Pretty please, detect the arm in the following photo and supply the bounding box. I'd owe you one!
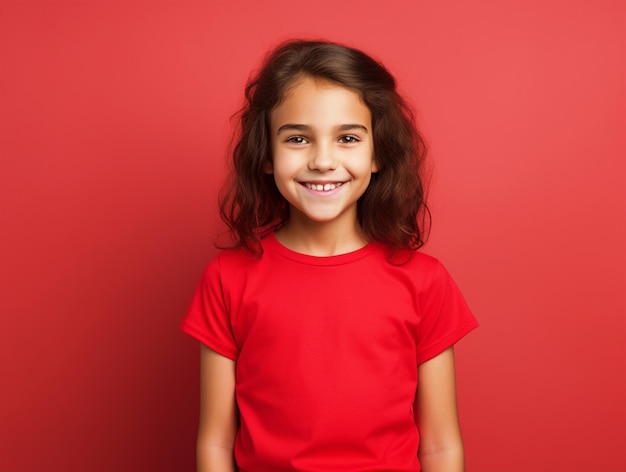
[415,347,465,472]
[197,345,238,472]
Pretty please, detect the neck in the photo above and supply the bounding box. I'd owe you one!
[274,216,368,257]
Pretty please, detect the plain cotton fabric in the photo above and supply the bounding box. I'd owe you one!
[182,234,478,471]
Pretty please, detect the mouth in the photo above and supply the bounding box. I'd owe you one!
[302,182,344,192]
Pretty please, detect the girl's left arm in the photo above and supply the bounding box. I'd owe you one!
[415,347,465,472]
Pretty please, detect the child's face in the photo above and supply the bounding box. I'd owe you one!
[268,76,378,229]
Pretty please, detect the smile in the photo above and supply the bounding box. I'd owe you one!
[303,182,344,192]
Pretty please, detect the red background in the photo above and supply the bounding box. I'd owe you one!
[1,1,624,471]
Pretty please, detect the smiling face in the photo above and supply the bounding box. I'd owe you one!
[268,76,378,233]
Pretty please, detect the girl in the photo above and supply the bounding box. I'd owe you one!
[182,40,478,472]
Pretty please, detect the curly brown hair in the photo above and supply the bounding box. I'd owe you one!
[219,39,430,256]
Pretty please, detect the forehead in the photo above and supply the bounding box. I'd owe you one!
[270,76,371,128]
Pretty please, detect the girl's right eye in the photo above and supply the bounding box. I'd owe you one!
[286,136,308,144]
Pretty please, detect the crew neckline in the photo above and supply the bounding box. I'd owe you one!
[264,233,378,266]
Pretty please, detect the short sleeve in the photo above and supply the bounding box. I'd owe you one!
[181,257,240,360]
[414,261,478,365]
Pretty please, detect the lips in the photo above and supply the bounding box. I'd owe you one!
[303,182,344,192]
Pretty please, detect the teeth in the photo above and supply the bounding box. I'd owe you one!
[305,182,342,191]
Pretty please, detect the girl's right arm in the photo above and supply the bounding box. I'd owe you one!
[197,345,238,472]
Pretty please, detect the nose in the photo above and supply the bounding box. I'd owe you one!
[308,142,337,172]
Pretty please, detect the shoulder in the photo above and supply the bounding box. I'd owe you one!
[375,248,464,299]
[203,246,260,279]
[409,251,460,288]
[406,250,443,270]
[203,236,280,280]
[383,247,446,275]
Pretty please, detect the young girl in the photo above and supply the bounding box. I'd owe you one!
[182,40,478,472]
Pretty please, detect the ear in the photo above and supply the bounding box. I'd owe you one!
[265,159,274,174]
[370,156,379,173]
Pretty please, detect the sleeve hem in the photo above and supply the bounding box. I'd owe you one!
[181,322,239,361]
[415,318,478,365]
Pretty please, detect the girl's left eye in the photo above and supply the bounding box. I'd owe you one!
[339,135,360,144]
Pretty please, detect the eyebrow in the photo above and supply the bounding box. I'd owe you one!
[276,124,369,135]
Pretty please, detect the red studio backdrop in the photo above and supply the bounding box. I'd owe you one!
[1,1,624,471]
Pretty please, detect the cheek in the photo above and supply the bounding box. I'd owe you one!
[269,150,298,176]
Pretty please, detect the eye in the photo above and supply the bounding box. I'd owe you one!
[339,135,360,144]
[286,136,308,144]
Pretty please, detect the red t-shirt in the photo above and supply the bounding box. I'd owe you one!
[182,234,478,471]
